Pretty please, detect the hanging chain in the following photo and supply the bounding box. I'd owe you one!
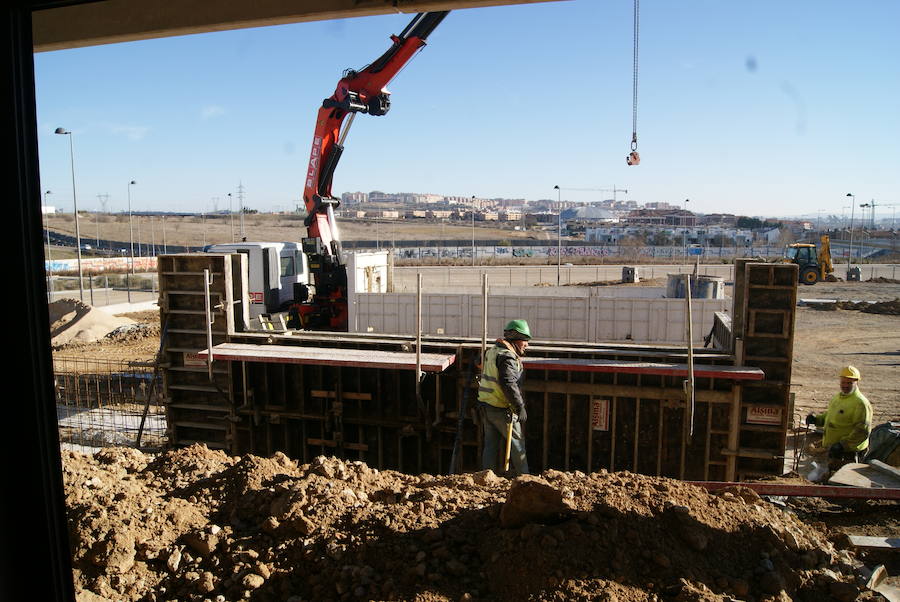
[631,0,640,151]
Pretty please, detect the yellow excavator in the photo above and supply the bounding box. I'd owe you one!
[783,234,835,285]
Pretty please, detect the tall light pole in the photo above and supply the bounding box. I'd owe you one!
[127,181,136,268]
[859,202,872,259]
[127,180,136,302]
[43,190,53,301]
[471,195,476,267]
[55,127,84,301]
[846,193,855,275]
[683,199,690,264]
[554,185,561,285]
[227,192,235,243]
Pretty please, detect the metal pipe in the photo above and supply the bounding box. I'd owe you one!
[481,273,488,365]
[684,273,695,438]
[204,269,214,381]
[415,273,422,404]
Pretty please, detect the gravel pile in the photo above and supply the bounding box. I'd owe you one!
[63,445,873,602]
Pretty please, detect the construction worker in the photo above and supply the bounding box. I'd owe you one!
[806,365,873,472]
[477,319,531,475]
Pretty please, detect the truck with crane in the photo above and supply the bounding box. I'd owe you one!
[204,12,447,330]
[293,11,448,330]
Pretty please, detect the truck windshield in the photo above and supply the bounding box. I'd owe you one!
[783,247,799,261]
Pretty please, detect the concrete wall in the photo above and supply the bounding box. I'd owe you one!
[390,263,900,291]
[351,291,728,346]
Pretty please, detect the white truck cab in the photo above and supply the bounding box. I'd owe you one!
[204,242,309,317]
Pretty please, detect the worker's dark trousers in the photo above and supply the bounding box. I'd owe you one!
[828,450,862,472]
[479,403,529,475]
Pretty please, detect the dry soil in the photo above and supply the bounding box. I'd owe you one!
[64,446,894,602]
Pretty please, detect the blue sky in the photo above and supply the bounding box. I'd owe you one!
[34,0,899,219]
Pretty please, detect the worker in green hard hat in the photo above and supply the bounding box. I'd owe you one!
[477,319,531,475]
[805,365,873,474]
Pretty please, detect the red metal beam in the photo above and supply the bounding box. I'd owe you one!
[523,358,765,381]
[200,343,456,373]
[688,481,900,500]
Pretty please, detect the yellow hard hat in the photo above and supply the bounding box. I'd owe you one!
[839,365,861,380]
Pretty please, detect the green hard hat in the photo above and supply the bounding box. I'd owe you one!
[504,319,531,340]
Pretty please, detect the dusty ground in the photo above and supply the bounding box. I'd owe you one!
[789,280,900,425]
[45,213,543,249]
[64,446,893,602]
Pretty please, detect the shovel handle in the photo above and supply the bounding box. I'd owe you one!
[503,420,514,472]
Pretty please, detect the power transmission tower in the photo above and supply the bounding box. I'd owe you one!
[237,181,246,239]
[96,193,109,213]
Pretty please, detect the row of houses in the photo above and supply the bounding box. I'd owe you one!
[585,225,755,246]
[340,208,526,222]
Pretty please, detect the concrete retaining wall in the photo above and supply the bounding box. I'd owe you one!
[352,292,728,346]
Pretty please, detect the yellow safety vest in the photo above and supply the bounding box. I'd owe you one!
[478,344,521,409]
[820,389,873,451]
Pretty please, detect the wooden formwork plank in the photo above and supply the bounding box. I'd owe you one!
[525,380,732,404]
[523,358,764,380]
[690,481,900,500]
[201,343,456,373]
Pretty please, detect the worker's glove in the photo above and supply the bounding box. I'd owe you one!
[516,406,528,424]
[805,414,817,426]
[828,442,844,459]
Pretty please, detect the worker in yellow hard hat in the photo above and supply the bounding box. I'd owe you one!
[477,319,531,475]
[805,365,873,472]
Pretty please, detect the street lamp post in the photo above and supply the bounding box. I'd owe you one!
[859,202,873,231]
[471,196,476,267]
[554,185,561,285]
[846,193,855,275]
[127,180,137,303]
[55,127,85,302]
[227,192,235,242]
[683,199,690,264]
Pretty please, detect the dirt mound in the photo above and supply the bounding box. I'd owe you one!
[49,298,136,348]
[809,298,900,315]
[64,445,873,602]
[867,277,900,284]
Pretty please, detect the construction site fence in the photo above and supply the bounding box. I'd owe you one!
[391,263,900,290]
[53,356,166,454]
[46,274,158,306]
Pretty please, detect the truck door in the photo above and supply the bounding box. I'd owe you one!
[263,248,278,312]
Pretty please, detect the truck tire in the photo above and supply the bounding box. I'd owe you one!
[800,266,819,285]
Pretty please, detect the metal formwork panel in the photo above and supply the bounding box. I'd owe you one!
[158,253,245,450]
[156,253,789,483]
[730,262,798,480]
